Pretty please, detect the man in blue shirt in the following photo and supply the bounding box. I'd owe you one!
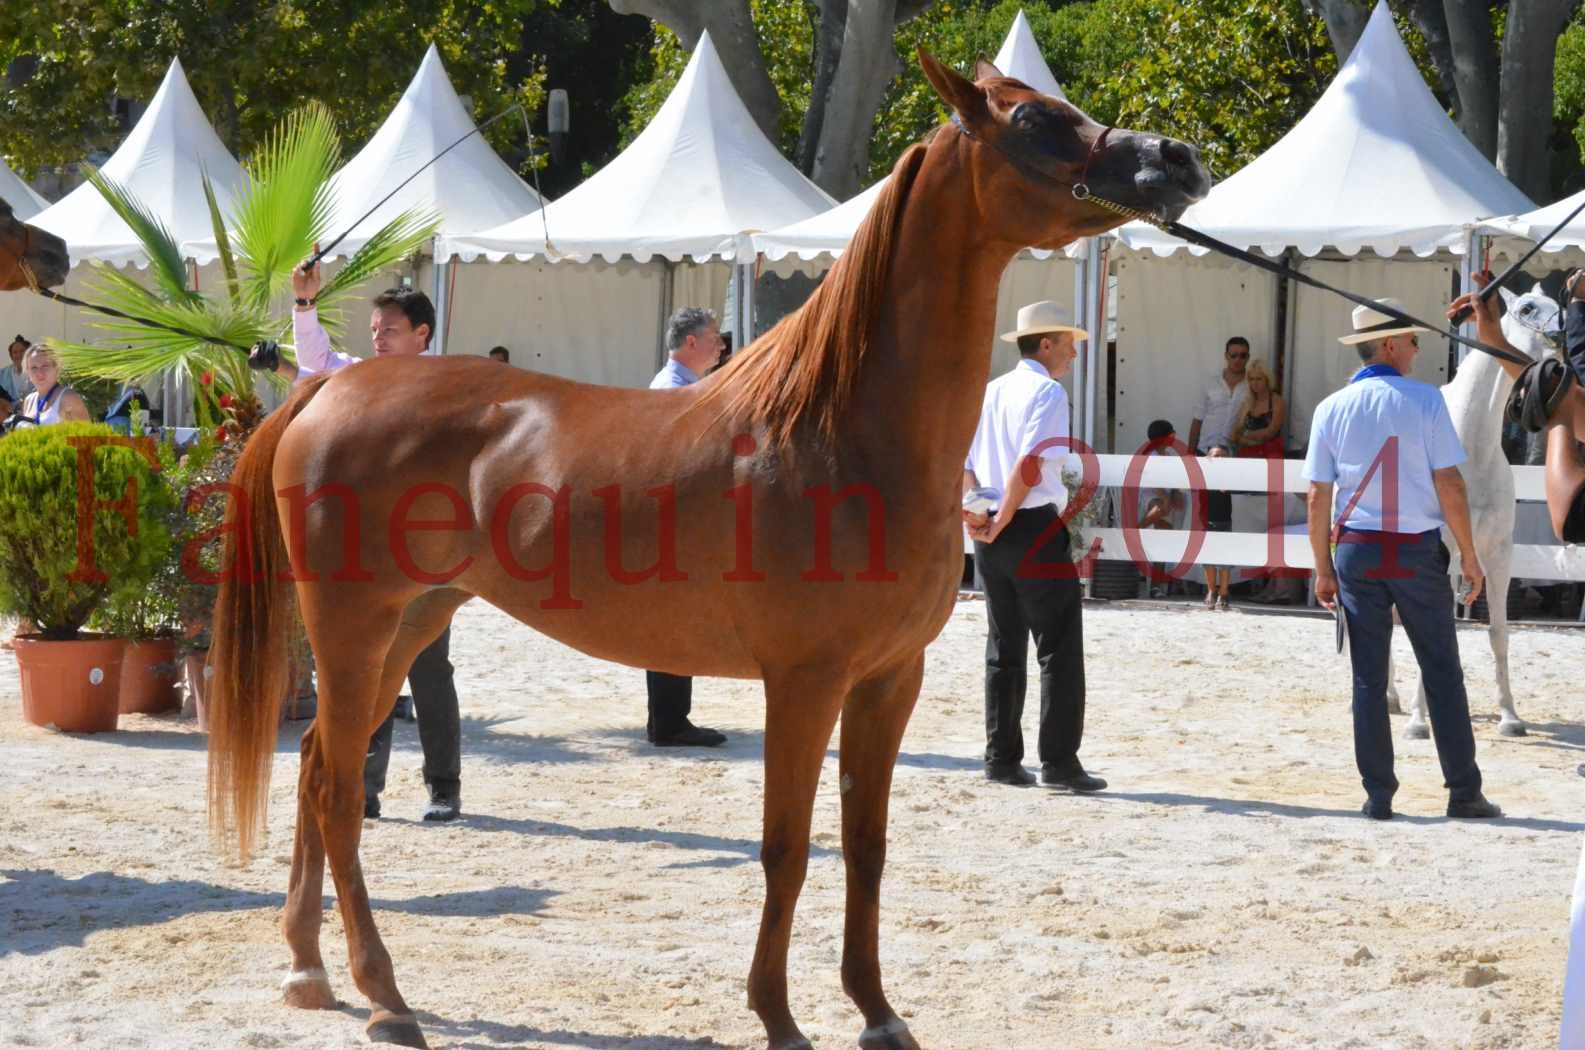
[643,307,728,748]
[1304,299,1501,822]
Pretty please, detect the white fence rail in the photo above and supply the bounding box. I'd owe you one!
[1071,455,1585,582]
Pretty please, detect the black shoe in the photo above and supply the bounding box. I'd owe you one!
[364,795,381,820]
[1361,798,1393,821]
[1447,794,1502,820]
[651,722,727,748]
[984,763,1036,786]
[1040,765,1107,792]
[422,794,461,822]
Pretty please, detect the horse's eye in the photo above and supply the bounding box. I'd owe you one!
[1011,103,1042,129]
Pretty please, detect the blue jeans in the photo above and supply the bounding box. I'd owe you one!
[1335,529,1482,805]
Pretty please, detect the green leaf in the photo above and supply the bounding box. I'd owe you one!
[317,208,442,310]
[203,170,241,304]
[81,164,197,306]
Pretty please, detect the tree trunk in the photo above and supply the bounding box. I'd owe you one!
[1439,0,1499,160]
[810,0,901,199]
[608,0,783,144]
[797,0,847,174]
[1403,0,1459,115]
[1497,0,1574,202]
[1298,0,1369,62]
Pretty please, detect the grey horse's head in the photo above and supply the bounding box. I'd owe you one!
[1497,282,1561,363]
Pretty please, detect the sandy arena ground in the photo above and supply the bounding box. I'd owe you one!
[1,598,1581,1049]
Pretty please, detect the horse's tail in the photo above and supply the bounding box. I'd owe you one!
[207,373,333,863]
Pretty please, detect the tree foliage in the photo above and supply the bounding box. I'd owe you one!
[0,1,549,178]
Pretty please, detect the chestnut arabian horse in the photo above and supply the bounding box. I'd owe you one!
[0,198,69,292]
[208,52,1209,1050]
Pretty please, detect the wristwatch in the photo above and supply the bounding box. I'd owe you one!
[294,296,315,308]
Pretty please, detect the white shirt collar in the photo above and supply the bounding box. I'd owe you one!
[1016,358,1051,379]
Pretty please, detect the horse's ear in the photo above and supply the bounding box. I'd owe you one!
[1497,286,1517,309]
[973,56,1004,81]
[919,48,985,119]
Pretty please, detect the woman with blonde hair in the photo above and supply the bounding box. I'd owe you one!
[12,344,90,427]
[1232,358,1286,459]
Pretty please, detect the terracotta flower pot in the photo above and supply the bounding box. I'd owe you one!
[15,634,127,733]
[119,637,182,715]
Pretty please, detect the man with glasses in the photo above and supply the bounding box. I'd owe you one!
[1187,337,1251,609]
[1303,300,1500,822]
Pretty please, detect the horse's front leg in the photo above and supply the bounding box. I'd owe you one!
[840,655,926,1050]
[749,664,848,1050]
[1485,553,1525,736]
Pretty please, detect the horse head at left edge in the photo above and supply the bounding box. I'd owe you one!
[0,198,69,292]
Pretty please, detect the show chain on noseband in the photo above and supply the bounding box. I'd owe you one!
[18,99,553,356]
[950,112,1562,371]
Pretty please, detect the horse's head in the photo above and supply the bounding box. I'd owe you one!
[1497,282,1561,364]
[919,50,1210,249]
[0,197,68,292]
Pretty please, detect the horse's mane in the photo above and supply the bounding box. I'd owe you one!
[702,142,931,449]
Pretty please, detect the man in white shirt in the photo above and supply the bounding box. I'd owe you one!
[1188,337,1250,609]
[249,257,467,823]
[1304,299,1500,822]
[643,307,728,748]
[962,301,1105,792]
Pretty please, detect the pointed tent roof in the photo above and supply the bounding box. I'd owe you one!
[319,45,544,259]
[0,159,48,219]
[1115,0,1533,257]
[32,58,246,267]
[441,31,833,263]
[753,12,1071,261]
[995,10,1067,102]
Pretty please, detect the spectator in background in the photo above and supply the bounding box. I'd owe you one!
[488,345,510,364]
[13,345,90,427]
[1231,359,1287,460]
[1138,419,1188,599]
[1187,336,1250,611]
[2,335,34,403]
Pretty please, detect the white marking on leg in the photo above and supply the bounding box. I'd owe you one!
[840,773,854,795]
[281,966,328,989]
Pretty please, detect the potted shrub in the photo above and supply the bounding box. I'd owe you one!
[0,422,173,732]
[95,436,188,714]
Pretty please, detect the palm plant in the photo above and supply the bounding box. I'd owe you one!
[53,102,439,433]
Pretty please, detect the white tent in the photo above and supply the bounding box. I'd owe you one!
[0,159,48,219]
[190,45,542,265]
[31,58,245,267]
[1481,189,1585,251]
[752,10,1072,263]
[441,31,832,264]
[1115,0,1532,258]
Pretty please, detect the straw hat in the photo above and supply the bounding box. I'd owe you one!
[1000,300,1088,343]
[1337,298,1430,345]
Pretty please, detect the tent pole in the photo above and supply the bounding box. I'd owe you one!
[433,250,450,355]
[1086,238,1109,451]
[1071,241,1089,446]
[657,259,675,372]
[1457,228,1481,366]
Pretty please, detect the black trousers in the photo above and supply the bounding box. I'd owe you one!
[646,671,693,737]
[364,626,462,799]
[973,506,1086,773]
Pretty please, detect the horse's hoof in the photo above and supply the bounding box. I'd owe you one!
[1499,721,1528,738]
[1403,722,1430,740]
[367,1011,428,1048]
[859,1018,921,1050]
[281,968,337,1010]
[767,1040,813,1050]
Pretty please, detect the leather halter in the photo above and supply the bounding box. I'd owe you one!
[3,221,40,293]
[949,110,1111,204]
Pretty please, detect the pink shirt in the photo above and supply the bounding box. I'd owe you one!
[292,307,362,384]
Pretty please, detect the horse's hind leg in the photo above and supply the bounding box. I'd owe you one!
[281,722,336,1010]
[839,656,925,1050]
[748,664,848,1050]
[299,590,466,1048]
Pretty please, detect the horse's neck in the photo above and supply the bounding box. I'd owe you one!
[850,140,1023,482]
[1443,350,1513,466]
